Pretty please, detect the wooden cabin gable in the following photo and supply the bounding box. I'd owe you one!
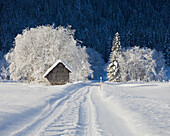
[46,62,70,85]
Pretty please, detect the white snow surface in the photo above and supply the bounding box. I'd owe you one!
[0,81,170,136]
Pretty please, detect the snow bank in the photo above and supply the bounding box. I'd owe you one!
[101,82,170,136]
[0,82,87,135]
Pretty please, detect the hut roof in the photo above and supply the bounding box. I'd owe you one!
[43,60,72,78]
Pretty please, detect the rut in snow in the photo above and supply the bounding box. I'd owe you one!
[41,86,91,136]
[13,83,90,136]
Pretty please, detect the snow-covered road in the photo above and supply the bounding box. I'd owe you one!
[0,82,170,136]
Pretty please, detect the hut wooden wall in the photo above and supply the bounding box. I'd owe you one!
[46,63,69,85]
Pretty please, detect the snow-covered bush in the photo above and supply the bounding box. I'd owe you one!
[5,25,93,83]
[119,46,167,82]
[86,48,105,80]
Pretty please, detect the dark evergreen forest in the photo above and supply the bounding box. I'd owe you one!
[0,0,169,64]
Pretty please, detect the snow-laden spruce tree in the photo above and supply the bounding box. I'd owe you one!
[107,32,122,82]
[5,25,93,83]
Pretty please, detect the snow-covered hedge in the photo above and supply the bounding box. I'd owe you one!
[5,25,93,83]
[119,46,167,82]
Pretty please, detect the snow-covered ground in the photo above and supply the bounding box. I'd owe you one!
[0,81,169,136]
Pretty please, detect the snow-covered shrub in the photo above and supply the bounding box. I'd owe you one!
[5,25,93,83]
[86,48,105,80]
[119,46,167,82]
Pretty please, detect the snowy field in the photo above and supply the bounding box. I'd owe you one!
[0,81,170,136]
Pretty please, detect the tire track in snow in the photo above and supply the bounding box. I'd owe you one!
[41,86,91,136]
[14,82,136,136]
[13,83,90,136]
[41,84,101,136]
[85,86,102,136]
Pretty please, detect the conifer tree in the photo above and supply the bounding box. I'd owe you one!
[107,32,122,82]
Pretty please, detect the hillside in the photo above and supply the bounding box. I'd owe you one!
[0,0,169,63]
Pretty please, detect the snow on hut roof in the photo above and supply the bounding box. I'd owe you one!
[43,60,72,78]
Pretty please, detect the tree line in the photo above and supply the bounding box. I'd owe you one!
[0,0,169,65]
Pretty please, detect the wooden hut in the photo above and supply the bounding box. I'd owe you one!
[43,60,72,85]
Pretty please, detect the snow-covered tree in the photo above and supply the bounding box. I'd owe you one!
[5,25,93,83]
[107,32,122,82]
[119,46,167,82]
